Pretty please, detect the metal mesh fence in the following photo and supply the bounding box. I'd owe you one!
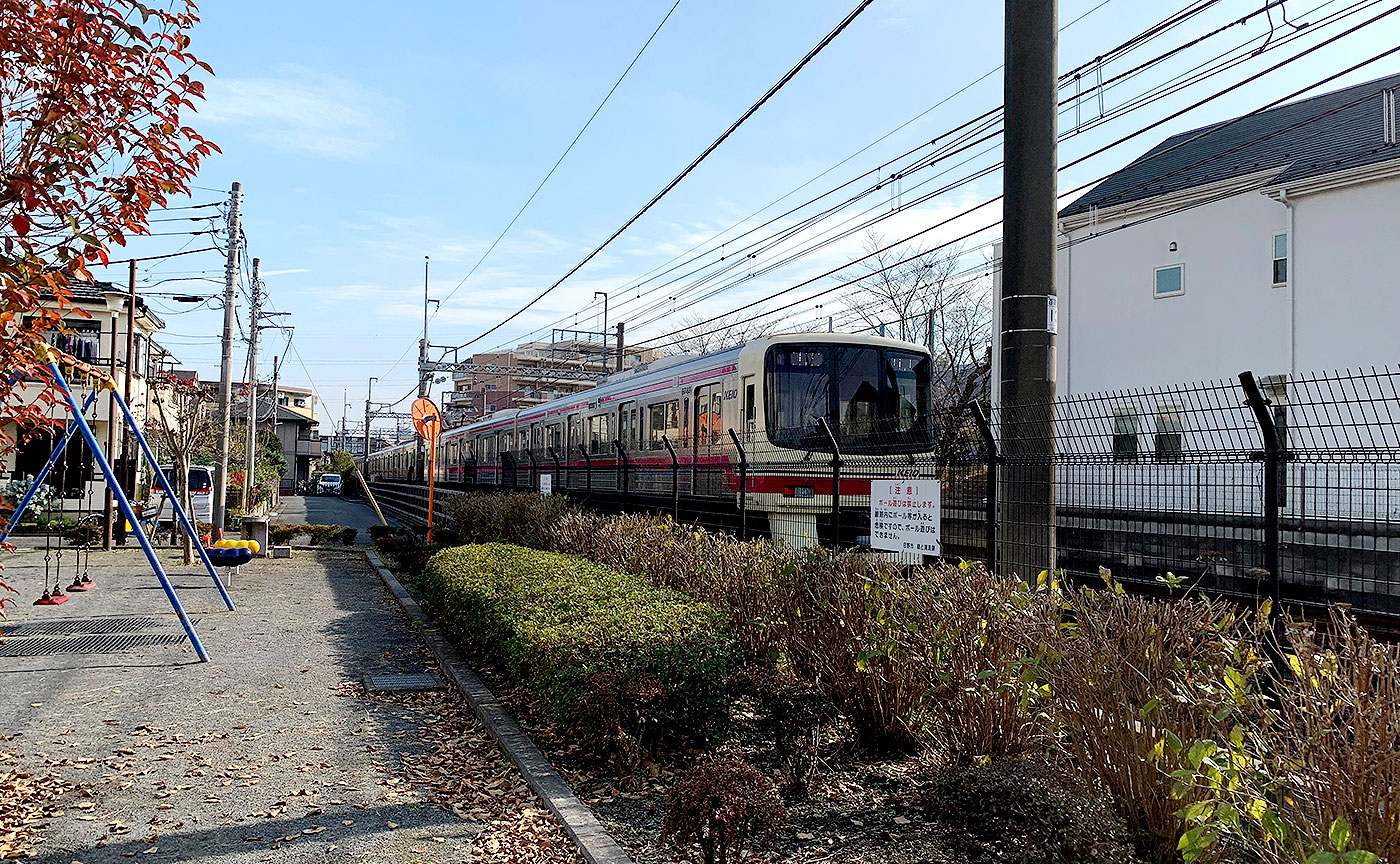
[367,365,1400,618]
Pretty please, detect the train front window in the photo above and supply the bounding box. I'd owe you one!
[766,343,933,453]
[767,346,829,447]
[885,350,931,433]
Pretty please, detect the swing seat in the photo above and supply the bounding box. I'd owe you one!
[34,592,68,606]
[69,576,94,592]
[206,548,254,568]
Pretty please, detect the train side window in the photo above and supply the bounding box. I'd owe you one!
[647,400,680,450]
[744,381,756,435]
[547,423,562,452]
[588,415,610,454]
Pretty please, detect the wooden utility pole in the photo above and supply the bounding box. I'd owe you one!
[242,257,261,512]
[615,322,625,372]
[213,181,241,536]
[1000,0,1058,577]
[269,355,281,493]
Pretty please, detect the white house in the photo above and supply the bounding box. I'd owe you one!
[993,71,1400,402]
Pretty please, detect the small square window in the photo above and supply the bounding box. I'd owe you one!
[1154,264,1184,298]
[1272,233,1288,286]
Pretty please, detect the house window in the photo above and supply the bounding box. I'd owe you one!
[484,383,498,392]
[1272,233,1288,286]
[1111,405,1139,460]
[293,397,306,407]
[1153,264,1184,298]
[1154,405,1184,461]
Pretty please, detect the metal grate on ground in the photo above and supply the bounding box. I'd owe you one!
[0,631,187,657]
[0,616,164,638]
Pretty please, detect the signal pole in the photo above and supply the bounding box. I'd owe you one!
[213,181,241,537]
[364,376,376,465]
[1000,0,1058,576]
[417,256,429,481]
[243,257,261,512]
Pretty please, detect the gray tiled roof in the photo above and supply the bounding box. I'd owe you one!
[1060,71,1400,218]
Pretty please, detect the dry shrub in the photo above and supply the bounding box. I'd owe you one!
[730,665,836,797]
[439,492,572,548]
[1037,574,1265,861]
[663,757,787,864]
[917,562,1055,761]
[1257,611,1400,861]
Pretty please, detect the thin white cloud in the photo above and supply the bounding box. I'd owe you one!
[260,268,310,277]
[199,66,399,161]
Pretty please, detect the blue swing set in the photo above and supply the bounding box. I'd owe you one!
[2,344,240,662]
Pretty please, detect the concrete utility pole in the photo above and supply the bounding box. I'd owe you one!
[242,257,261,512]
[101,287,121,549]
[269,355,280,490]
[364,376,376,465]
[1000,0,1058,577]
[123,258,137,494]
[615,322,625,372]
[213,181,241,536]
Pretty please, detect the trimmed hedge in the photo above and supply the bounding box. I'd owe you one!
[420,543,735,749]
[268,523,357,545]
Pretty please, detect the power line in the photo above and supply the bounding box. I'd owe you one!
[435,0,683,313]
[633,30,1400,351]
[449,0,879,353]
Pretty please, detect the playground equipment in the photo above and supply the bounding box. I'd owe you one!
[2,346,237,661]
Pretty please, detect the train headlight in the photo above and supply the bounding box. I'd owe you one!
[783,485,815,499]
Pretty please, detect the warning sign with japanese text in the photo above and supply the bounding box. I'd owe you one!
[869,479,941,555]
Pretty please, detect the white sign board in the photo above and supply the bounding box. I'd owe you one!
[1046,295,1059,335]
[539,474,553,496]
[869,479,941,556]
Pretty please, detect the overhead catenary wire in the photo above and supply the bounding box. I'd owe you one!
[447,0,880,353]
[487,0,1349,354]
[614,0,1386,339]
[632,33,1400,352]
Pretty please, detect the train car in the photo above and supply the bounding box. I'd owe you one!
[367,332,936,546]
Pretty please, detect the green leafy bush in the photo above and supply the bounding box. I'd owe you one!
[420,543,735,750]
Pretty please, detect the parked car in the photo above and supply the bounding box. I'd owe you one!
[317,473,343,496]
[148,464,214,525]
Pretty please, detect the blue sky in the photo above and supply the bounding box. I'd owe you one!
[88,0,1400,433]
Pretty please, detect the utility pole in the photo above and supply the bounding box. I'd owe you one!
[213,181,241,537]
[1000,0,1058,577]
[615,322,625,372]
[364,376,376,465]
[270,355,280,491]
[242,257,261,513]
[101,292,120,549]
[122,258,137,496]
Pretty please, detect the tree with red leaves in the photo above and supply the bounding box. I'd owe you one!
[0,0,217,609]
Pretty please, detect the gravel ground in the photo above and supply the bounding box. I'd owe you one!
[0,546,580,863]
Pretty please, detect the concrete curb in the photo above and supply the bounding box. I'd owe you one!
[361,549,633,864]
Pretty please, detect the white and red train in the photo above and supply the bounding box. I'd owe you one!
[364,333,936,545]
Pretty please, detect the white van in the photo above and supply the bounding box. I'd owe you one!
[150,464,214,526]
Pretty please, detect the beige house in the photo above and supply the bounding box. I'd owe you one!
[4,280,180,516]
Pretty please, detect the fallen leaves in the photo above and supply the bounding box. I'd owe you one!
[0,769,69,860]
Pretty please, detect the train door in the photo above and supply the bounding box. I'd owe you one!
[617,401,638,489]
[741,375,757,440]
[501,430,517,488]
[692,383,725,496]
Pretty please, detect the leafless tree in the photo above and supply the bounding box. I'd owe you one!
[838,230,994,447]
[669,310,783,356]
[146,375,215,564]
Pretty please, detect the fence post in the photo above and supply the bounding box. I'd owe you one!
[817,418,841,548]
[614,439,629,503]
[728,428,748,541]
[548,446,562,492]
[526,448,537,492]
[972,403,999,573]
[1239,370,1283,625]
[662,436,679,522]
[578,443,592,495]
